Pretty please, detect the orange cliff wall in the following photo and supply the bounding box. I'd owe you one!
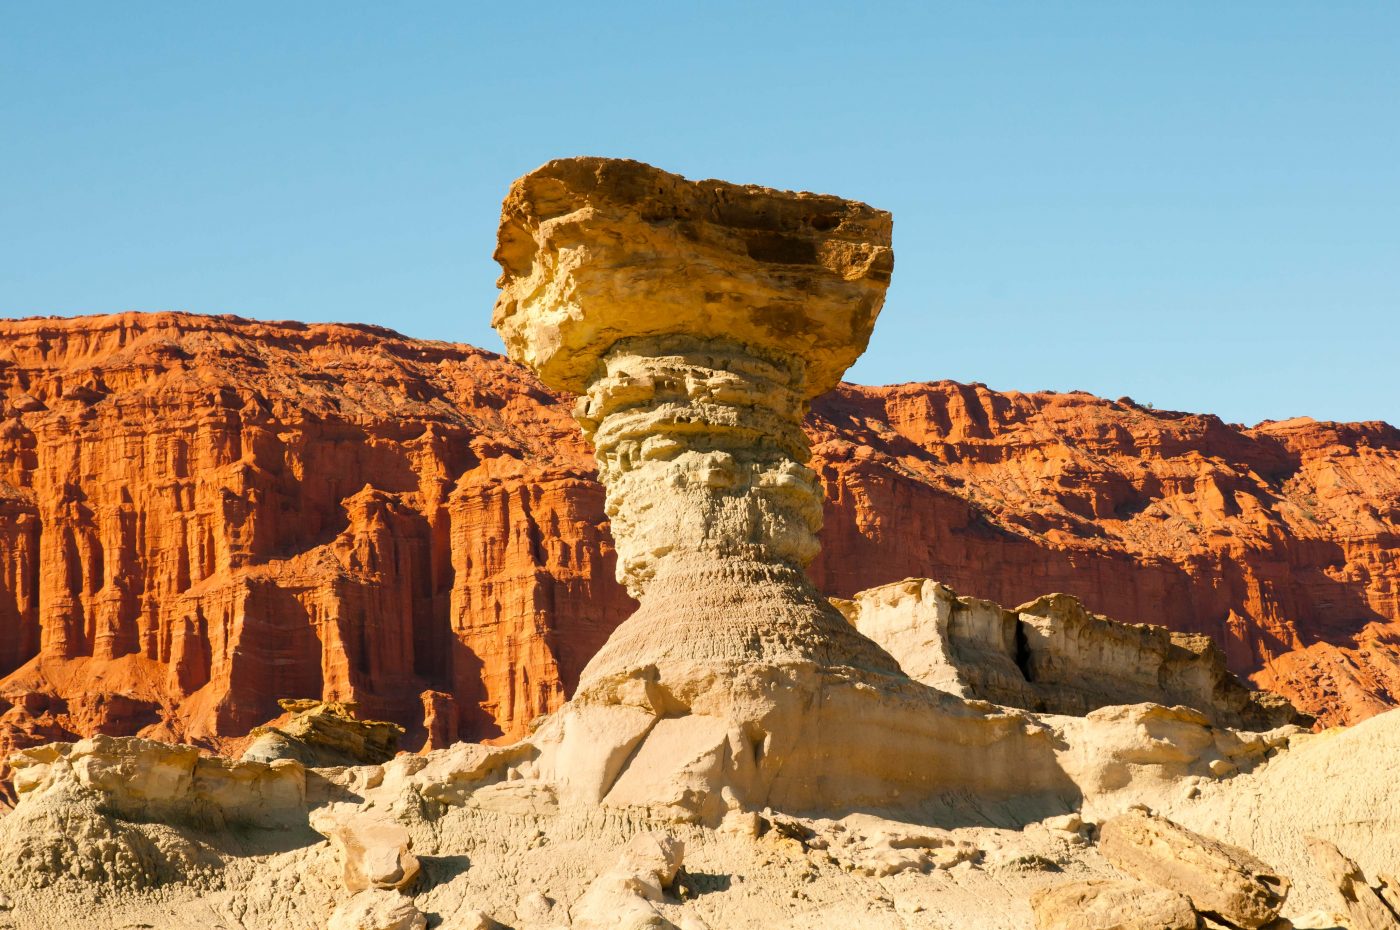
[0,312,1396,787]
[806,384,1400,724]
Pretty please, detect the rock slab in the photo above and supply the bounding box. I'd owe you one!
[1099,809,1288,929]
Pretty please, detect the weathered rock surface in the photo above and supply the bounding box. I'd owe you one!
[1030,879,1201,930]
[0,733,306,892]
[326,889,428,930]
[314,812,421,893]
[497,158,1118,823]
[1304,837,1400,930]
[492,157,894,398]
[571,832,685,930]
[1163,708,1400,919]
[496,156,901,687]
[1100,809,1290,928]
[419,690,459,753]
[12,733,305,827]
[241,699,404,767]
[0,706,1394,928]
[1,311,1397,784]
[809,812,982,876]
[839,579,1306,730]
[436,911,498,930]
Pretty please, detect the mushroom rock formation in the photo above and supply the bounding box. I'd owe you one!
[492,155,902,687]
[493,157,1079,821]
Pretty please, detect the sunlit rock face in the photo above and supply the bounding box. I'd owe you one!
[493,156,903,689]
[492,156,894,398]
[493,158,1090,822]
[836,579,1307,731]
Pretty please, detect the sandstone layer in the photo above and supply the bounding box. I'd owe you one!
[493,156,903,691]
[1,311,1398,797]
[492,157,894,397]
[492,157,1055,821]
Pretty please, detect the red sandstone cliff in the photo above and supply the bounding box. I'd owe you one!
[0,312,1396,794]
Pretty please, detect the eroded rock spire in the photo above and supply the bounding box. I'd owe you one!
[493,156,902,687]
[492,158,1077,823]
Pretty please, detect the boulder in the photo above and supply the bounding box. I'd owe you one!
[1099,809,1289,928]
[318,813,420,893]
[813,814,981,877]
[1030,879,1200,930]
[1381,876,1400,920]
[438,910,497,930]
[244,700,403,767]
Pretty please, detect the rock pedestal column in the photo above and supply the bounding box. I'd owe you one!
[571,335,905,685]
[492,157,901,691]
[492,158,1075,820]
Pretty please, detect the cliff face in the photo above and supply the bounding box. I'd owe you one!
[0,313,1395,778]
[0,311,632,794]
[807,384,1400,725]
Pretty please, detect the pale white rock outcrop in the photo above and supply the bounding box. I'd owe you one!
[11,733,306,830]
[839,578,1304,731]
[0,734,305,892]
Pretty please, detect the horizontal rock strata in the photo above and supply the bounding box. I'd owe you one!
[838,578,1306,730]
[0,310,1397,791]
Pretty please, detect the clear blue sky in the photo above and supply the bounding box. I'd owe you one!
[3,3,1397,425]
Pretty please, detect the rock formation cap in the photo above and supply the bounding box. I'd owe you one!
[492,156,894,396]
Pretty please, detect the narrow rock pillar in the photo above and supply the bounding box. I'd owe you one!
[492,157,900,690]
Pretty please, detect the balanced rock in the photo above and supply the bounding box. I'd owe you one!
[1100,809,1289,928]
[317,813,420,893]
[1304,836,1400,930]
[494,156,901,687]
[496,157,1091,825]
[1030,879,1200,930]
